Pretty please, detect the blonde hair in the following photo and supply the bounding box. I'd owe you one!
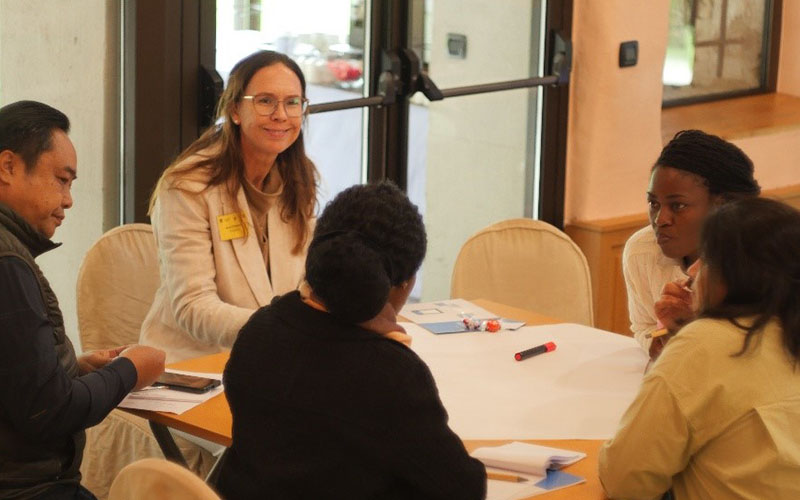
[149,51,318,254]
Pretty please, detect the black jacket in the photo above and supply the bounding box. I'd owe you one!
[0,203,137,499]
[217,291,486,500]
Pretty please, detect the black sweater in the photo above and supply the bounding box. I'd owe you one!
[217,291,486,500]
[0,204,137,498]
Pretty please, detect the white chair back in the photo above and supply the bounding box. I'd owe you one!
[77,224,215,499]
[76,223,160,350]
[451,218,594,326]
[108,458,221,500]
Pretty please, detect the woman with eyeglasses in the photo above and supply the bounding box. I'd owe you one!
[140,50,317,363]
[600,197,800,500]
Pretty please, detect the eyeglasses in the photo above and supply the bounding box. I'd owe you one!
[241,93,309,117]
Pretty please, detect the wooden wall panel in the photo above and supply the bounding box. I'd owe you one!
[566,215,645,335]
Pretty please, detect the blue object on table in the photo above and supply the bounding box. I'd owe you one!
[535,469,584,490]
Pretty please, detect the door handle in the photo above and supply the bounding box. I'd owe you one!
[199,64,224,128]
[550,30,572,86]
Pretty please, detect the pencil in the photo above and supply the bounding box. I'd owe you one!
[486,471,527,483]
[644,328,669,339]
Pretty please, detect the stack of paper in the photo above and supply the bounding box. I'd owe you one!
[472,442,586,499]
[473,442,586,476]
[118,369,224,415]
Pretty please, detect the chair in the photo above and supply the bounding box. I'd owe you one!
[76,224,215,499]
[451,218,594,326]
[77,223,160,350]
[108,458,221,500]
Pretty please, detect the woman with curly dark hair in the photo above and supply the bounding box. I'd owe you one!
[218,181,486,500]
[601,197,800,500]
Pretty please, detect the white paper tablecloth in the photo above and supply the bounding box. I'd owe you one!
[404,322,648,440]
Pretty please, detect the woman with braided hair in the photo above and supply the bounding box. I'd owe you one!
[622,129,760,357]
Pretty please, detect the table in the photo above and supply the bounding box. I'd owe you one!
[126,300,612,499]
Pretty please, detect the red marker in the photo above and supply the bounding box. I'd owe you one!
[514,342,556,361]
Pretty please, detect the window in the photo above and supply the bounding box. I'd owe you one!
[662,0,781,106]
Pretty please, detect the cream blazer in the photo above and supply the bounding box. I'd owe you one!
[140,166,311,363]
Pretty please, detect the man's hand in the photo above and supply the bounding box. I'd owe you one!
[119,345,166,391]
[77,345,128,375]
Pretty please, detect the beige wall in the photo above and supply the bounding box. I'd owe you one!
[564,0,670,223]
[565,0,800,224]
[0,0,119,353]
[778,0,800,96]
[732,129,800,188]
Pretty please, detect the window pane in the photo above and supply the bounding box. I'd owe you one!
[415,0,542,87]
[408,0,546,301]
[410,89,540,301]
[663,0,769,103]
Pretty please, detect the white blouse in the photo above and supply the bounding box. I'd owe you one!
[621,225,688,350]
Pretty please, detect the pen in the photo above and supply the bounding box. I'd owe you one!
[487,470,527,482]
[514,341,556,361]
[644,328,669,339]
[646,275,696,340]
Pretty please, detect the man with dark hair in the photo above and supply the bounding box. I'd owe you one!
[0,100,166,499]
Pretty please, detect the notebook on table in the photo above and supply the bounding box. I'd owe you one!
[472,442,587,499]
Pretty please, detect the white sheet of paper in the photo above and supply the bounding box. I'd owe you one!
[401,298,498,323]
[486,478,541,500]
[117,368,224,415]
[403,321,648,439]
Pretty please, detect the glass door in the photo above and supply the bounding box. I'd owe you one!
[407,0,549,299]
[143,0,571,301]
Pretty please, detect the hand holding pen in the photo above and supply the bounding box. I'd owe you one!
[650,274,695,359]
[654,274,695,334]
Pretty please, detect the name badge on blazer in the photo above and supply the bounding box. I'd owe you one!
[217,212,246,241]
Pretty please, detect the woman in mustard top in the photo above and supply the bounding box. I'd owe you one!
[601,197,800,500]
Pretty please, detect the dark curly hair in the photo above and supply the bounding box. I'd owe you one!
[699,197,800,362]
[305,181,427,323]
[0,100,70,172]
[655,129,760,200]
